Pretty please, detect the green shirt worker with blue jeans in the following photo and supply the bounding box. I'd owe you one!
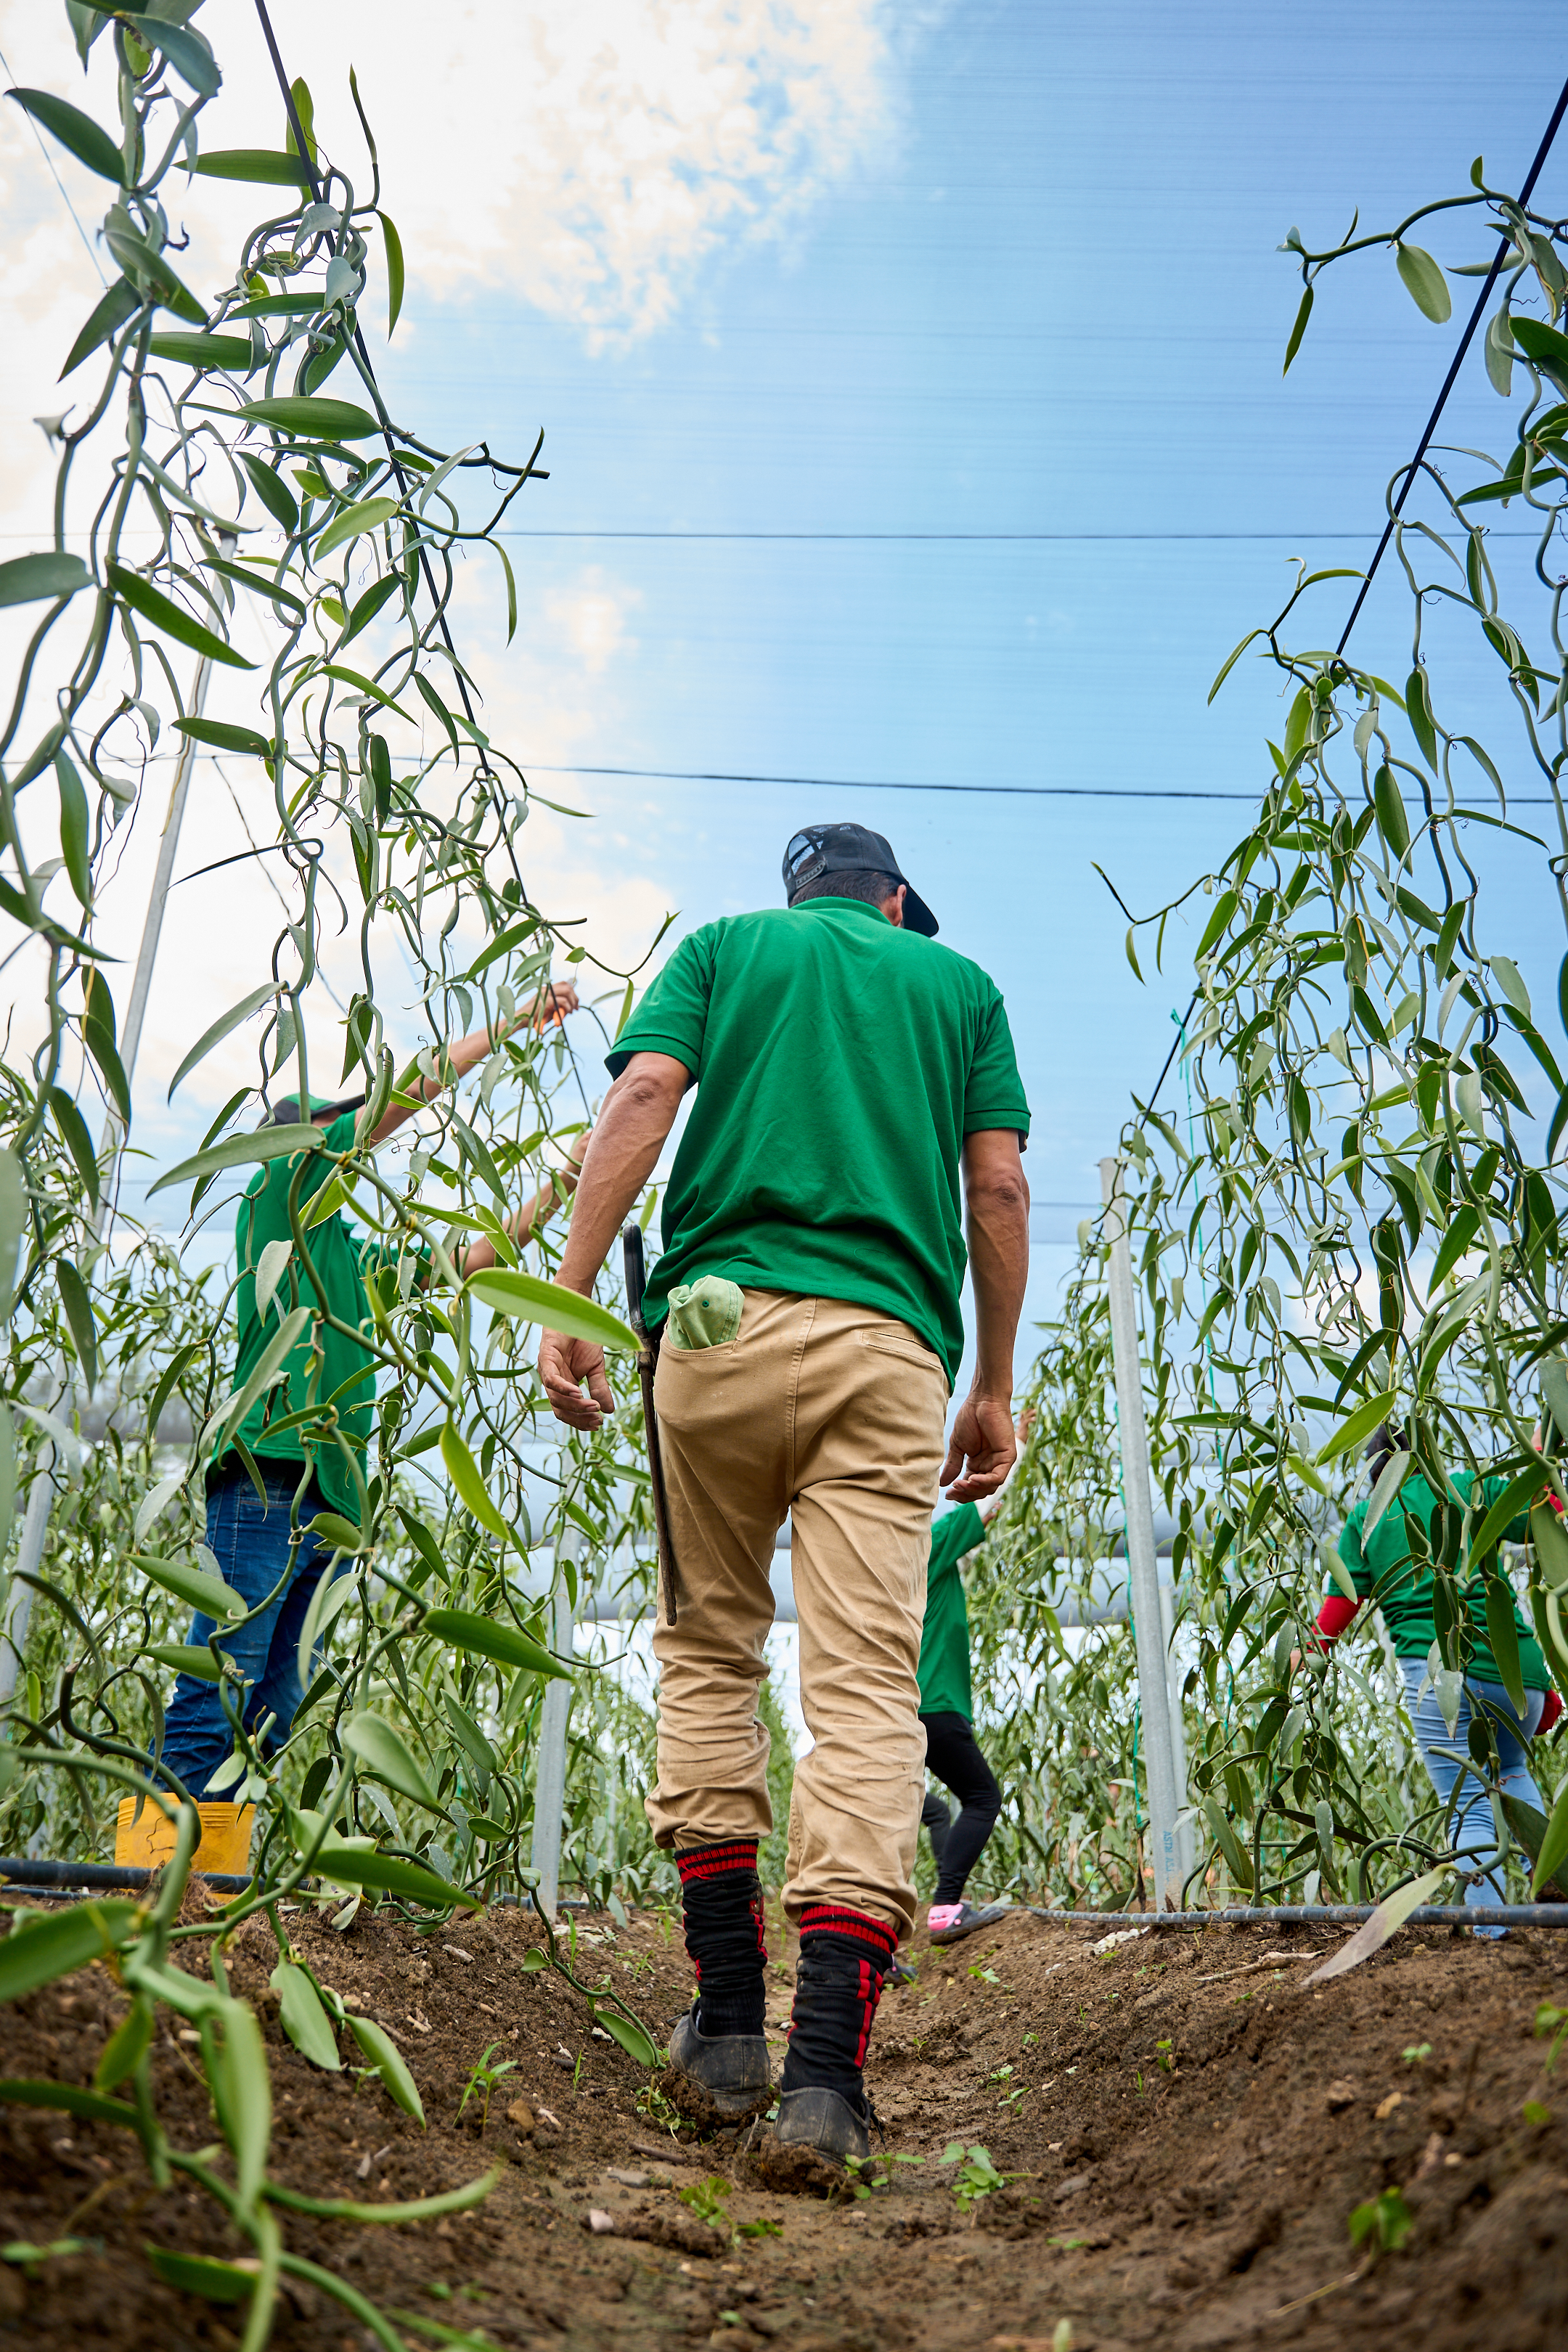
[158,987,581,1802]
[1313,1422,1561,1937]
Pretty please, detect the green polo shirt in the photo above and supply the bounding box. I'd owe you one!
[216,1111,395,1523]
[1337,1470,1548,1690]
[606,899,1030,1384]
[918,1501,986,1718]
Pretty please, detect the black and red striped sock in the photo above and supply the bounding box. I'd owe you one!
[779,1906,898,2099]
[676,1839,767,2038]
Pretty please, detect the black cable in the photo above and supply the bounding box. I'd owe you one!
[1336,71,1568,656]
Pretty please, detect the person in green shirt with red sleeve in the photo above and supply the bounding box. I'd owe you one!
[919,1410,1033,1944]
[1310,1421,1562,1937]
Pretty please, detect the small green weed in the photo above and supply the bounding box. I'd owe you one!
[1535,2004,1568,2073]
[635,2079,684,2136]
[1347,2186,1413,2256]
[679,2176,733,2230]
[936,2141,1023,2208]
[1401,2042,1432,2067]
[1523,2099,1553,2126]
[456,2041,518,2131]
[1155,2039,1175,2074]
[968,1962,1000,1985]
[738,2217,783,2240]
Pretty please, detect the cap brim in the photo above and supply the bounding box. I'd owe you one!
[902,885,939,938]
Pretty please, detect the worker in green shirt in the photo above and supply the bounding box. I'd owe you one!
[918,1408,1033,1945]
[1309,1421,1562,1936]
[150,984,580,1813]
[537,821,1031,2173]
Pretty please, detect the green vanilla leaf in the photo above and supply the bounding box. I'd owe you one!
[1315,1387,1399,1467]
[1304,1866,1448,1983]
[309,1843,478,1912]
[147,1120,324,1196]
[120,15,220,98]
[1282,282,1314,375]
[147,331,252,370]
[340,1710,442,1813]
[135,1551,248,1622]
[0,553,89,608]
[173,717,272,759]
[1533,1781,1568,1900]
[59,277,139,378]
[463,1268,639,1353]
[314,496,400,560]
[93,1999,153,2091]
[592,2006,661,2068]
[1395,242,1452,324]
[270,1957,340,2070]
[0,2078,138,2128]
[0,1903,140,2005]
[5,87,123,183]
[190,148,315,185]
[106,563,255,669]
[420,1606,573,1683]
[346,2014,425,2123]
[237,396,381,441]
[144,1641,235,1684]
[438,1423,512,1545]
[144,2248,256,2305]
[378,211,406,338]
[166,982,280,1101]
[237,453,299,533]
[54,751,91,908]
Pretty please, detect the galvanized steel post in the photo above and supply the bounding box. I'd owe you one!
[1100,1156,1184,1907]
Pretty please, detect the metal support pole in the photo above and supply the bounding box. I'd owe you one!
[0,594,228,1705]
[1159,1577,1196,1890]
[529,1524,579,1919]
[1101,1155,1183,1908]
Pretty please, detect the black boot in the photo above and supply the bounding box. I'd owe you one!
[776,1906,896,2165]
[666,1840,772,2120]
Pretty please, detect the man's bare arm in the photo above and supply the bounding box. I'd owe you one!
[942,1128,1030,1500]
[537,1052,693,1429]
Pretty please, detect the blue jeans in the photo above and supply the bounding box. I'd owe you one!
[1398,1659,1546,1935]
[160,1458,334,1798]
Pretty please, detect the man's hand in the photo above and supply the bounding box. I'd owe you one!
[535,1052,690,1427]
[537,1334,615,1432]
[941,1388,1018,1500]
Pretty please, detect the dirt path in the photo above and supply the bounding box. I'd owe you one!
[1,1898,1566,2349]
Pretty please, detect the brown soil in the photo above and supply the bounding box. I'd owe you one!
[1,1896,1566,2349]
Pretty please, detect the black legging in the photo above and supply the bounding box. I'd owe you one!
[919,1711,1002,1905]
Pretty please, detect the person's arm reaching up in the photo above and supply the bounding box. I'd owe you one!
[457,1127,589,1277]
[536,1051,693,1429]
[942,1129,1030,1501]
[367,979,580,1147]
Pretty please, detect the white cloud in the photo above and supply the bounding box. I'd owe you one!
[240,0,908,343]
[545,572,642,674]
[0,0,909,348]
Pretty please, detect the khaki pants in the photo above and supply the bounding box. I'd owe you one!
[645,1289,950,1940]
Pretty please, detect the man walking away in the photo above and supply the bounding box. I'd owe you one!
[918,1408,1033,1947]
[538,824,1030,2171]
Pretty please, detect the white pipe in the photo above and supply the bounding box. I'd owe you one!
[529,1523,579,1917]
[1100,1155,1182,1908]
[0,603,226,1702]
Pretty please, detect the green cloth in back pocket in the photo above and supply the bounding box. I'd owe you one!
[666,1275,745,1349]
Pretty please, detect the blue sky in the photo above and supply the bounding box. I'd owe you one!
[4,0,1567,1393]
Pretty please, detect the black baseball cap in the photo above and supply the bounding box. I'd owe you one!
[781,822,938,937]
